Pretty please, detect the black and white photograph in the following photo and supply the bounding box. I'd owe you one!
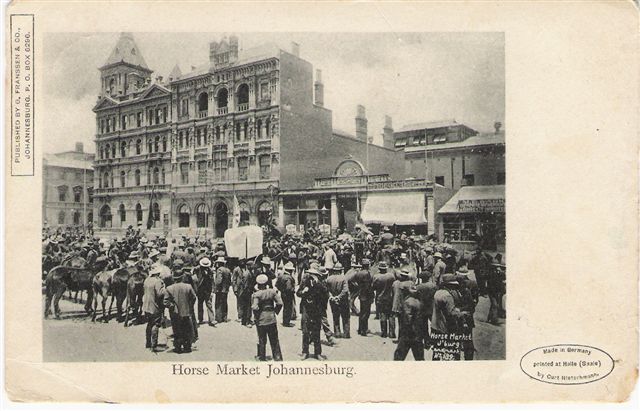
[41,32,506,362]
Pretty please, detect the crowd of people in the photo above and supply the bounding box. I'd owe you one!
[42,223,506,361]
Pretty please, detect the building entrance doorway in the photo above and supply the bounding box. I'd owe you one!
[338,197,358,232]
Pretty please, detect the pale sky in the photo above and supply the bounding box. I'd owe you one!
[43,32,504,154]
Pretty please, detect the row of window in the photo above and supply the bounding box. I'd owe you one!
[55,185,94,203]
[179,155,271,185]
[433,172,505,187]
[98,136,168,160]
[56,210,89,225]
[175,119,272,150]
[99,106,169,134]
[99,168,166,189]
[181,83,271,117]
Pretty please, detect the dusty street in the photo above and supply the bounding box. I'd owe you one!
[44,290,504,362]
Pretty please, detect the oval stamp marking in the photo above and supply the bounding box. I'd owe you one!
[520,344,614,385]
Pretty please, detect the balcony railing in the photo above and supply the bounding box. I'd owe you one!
[313,174,391,188]
[94,184,171,195]
[217,107,228,115]
[198,110,208,118]
[237,103,249,112]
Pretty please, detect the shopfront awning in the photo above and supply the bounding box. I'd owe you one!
[361,192,427,225]
[438,185,505,214]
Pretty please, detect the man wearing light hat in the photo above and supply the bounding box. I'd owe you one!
[326,262,350,338]
[393,284,427,361]
[193,257,215,326]
[142,264,166,351]
[213,256,232,323]
[252,274,284,361]
[163,261,197,354]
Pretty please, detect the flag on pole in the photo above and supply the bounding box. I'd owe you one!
[232,194,241,228]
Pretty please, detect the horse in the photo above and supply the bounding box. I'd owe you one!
[124,269,147,327]
[43,258,108,319]
[60,255,89,303]
[91,269,117,323]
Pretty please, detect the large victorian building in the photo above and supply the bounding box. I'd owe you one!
[92,33,405,238]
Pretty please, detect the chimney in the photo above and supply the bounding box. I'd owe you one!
[229,35,239,62]
[314,69,324,107]
[291,42,300,57]
[355,105,368,142]
[75,142,84,153]
[383,115,394,149]
[494,121,503,134]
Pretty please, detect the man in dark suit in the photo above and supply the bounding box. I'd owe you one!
[193,257,215,326]
[353,259,374,336]
[163,261,197,354]
[213,256,232,323]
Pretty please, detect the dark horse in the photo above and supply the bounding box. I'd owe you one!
[43,257,108,319]
[109,265,146,326]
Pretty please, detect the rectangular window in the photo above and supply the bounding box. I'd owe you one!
[433,134,447,144]
[58,189,66,202]
[180,163,189,185]
[197,161,208,184]
[237,157,248,181]
[259,155,271,180]
[122,115,127,130]
[394,139,406,147]
[213,151,228,182]
[74,191,81,203]
[443,215,477,242]
[136,112,142,127]
[435,176,445,186]
[496,172,506,185]
[260,82,269,100]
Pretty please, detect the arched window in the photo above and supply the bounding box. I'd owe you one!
[257,201,272,226]
[196,128,202,146]
[198,92,208,112]
[73,211,81,225]
[152,202,160,222]
[195,203,208,228]
[105,144,110,159]
[161,168,166,184]
[57,211,66,225]
[136,139,142,155]
[237,84,249,106]
[108,78,116,94]
[100,146,104,159]
[153,167,160,185]
[243,122,248,141]
[217,88,228,108]
[120,170,126,187]
[147,139,153,153]
[87,212,93,223]
[162,136,167,152]
[154,136,160,152]
[103,172,110,188]
[136,203,143,223]
[265,119,271,138]
[215,126,221,142]
[235,123,241,141]
[111,144,116,158]
[120,141,127,158]
[178,204,190,228]
[119,204,126,223]
[239,202,250,225]
[134,169,141,186]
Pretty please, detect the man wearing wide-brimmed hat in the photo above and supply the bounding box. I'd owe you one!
[432,252,446,285]
[326,262,350,338]
[353,259,374,336]
[431,273,471,361]
[194,257,215,326]
[373,261,397,339]
[143,265,165,352]
[393,284,427,361]
[213,256,232,323]
[163,262,197,354]
[275,262,296,327]
[297,267,329,359]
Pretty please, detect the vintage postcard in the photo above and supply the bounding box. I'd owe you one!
[4,0,638,404]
